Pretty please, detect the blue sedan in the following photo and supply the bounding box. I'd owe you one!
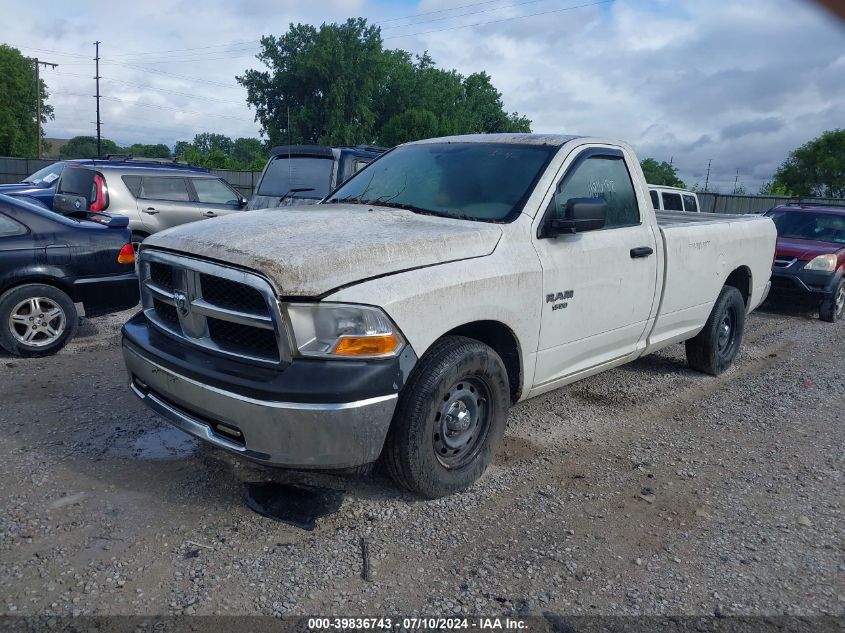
[0,194,139,357]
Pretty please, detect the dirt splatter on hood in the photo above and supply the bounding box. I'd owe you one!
[142,204,502,297]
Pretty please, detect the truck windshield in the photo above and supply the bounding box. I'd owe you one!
[257,157,333,199]
[326,142,554,222]
[767,209,845,245]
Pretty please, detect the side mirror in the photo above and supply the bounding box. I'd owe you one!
[542,198,607,237]
[238,196,248,207]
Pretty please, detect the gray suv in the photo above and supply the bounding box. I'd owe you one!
[54,162,247,249]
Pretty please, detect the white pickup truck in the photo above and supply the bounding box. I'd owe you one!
[122,134,776,498]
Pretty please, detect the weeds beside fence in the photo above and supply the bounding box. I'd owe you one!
[1,156,843,212]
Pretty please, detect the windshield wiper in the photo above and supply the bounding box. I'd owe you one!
[327,196,369,204]
[279,187,315,203]
[356,199,432,214]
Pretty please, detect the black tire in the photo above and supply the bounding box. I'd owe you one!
[382,336,510,498]
[819,279,844,323]
[685,286,746,376]
[0,284,78,357]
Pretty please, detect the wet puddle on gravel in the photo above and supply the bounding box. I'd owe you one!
[243,482,345,531]
[114,426,199,460]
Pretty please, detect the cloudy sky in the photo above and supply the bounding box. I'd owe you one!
[4,0,844,192]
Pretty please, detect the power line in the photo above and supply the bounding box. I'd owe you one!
[106,39,260,59]
[380,0,559,31]
[383,0,612,39]
[30,58,59,158]
[51,91,248,121]
[52,71,245,105]
[379,0,505,24]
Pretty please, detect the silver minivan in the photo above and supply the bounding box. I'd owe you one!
[54,163,248,249]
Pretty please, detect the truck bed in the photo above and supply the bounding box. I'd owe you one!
[646,210,776,353]
[655,210,763,227]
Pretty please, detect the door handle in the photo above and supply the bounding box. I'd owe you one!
[202,211,217,217]
[143,207,159,215]
[630,246,654,258]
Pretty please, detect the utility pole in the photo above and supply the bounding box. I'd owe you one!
[31,58,58,159]
[733,169,739,194]
[704,159,713,193]
[93,41,102,157]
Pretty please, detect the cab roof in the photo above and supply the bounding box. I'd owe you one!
[407,133,582,147]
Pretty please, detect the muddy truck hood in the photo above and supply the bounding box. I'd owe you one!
[142,205,503,297]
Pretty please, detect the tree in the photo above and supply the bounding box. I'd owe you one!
[772,129,845,198]
[126,143,171,158]
[237,19,531,147]
[0,44,54,157]
[192,132,234,156]
[232,137,265,167]
[640,158,686,188]
[58,136,122,159]
[758,180,791,196]
[380,109,441,147]
[174,132,266,169]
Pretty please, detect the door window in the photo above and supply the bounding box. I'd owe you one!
[661,192,683,211]
[192,178,240,205]
[682,194,698,212]
[650,190,659,208]
[122,175,142,198]
[140,177,190,201]
[0,212,26,237]
[553,155,640,228]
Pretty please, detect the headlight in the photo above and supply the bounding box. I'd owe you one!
[804,254,838,272]
[285,303,405,359]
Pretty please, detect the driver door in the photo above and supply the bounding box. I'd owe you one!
[531,146,659,389]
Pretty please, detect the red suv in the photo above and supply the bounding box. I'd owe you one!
[765,203,845,322]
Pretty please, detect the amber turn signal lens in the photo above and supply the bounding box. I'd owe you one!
[333,334,399,356]
[117,243,136,265]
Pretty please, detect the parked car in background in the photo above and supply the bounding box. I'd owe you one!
[247,144,385,210]
[0,158,209,211]
[123,133,776,498]
[649,185,700,212]
[765,203,845,322]
[0,194,138,357]
[53,163,245,251]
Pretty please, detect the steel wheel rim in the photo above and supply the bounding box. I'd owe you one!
[717,306,736,356]
[433,376,491,469]
[836,284,845,316]
[8,297,66,348]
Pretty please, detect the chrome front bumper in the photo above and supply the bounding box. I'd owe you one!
[123,343,398,469]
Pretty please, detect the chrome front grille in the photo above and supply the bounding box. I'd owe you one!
[139,250,289,364]
[773,257,797,269]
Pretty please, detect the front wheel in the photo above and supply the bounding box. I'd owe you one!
[382,336,510,498]
[0,284,78,357]
[819,279,844,323]
[685,286,746,376]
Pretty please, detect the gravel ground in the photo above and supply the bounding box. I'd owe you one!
[0,303,842,618]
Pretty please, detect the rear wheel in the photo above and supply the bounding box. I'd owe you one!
[0,284,78,357]
[686,286,746,376]
[819,279,845,323]
[382,336,509,498]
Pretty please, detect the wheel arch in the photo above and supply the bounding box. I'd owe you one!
[725,265,752,307]
[0,275,75,301]
[442,320,523,403]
